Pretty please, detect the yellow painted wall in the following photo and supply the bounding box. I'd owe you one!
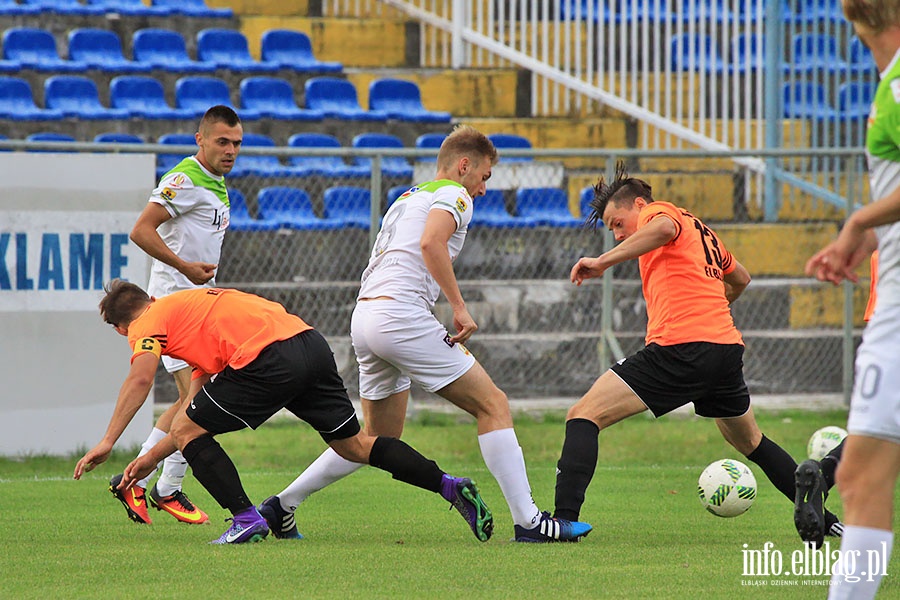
[716,223,839,276]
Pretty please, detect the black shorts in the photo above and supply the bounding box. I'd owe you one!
[610,342,751,419]
[186,329,361,442]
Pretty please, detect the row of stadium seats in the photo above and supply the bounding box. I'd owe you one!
[673,32,874,75]
[229,185,594,232]
[561,0,846,24]
[784,80,874,121]
[0,0,230,17]
[12,131,533,179]
[0,27,338,74]
[0,75,451,123]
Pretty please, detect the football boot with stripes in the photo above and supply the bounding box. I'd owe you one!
[258,495,303,539]
[515,511,592,543]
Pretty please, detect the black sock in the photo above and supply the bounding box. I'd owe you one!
[181,434,252,514]
[745,435,797,502]
[820,440,844,491]
[554,418,600,521]
[368,436,444,493]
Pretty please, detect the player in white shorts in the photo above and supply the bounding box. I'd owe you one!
[805,2,900,596]
[106,105,243,527]
[257,124,591,543]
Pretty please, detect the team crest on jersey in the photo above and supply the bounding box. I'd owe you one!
[160,187,177,201]
[398,186,418,200]
[456,196,468,213]
[171,173,186,187]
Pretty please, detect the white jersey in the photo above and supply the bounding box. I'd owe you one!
[358,180,473,308]
[865,47,900,308]
[146,156,230,297]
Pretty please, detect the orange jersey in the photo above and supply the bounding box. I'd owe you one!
[864,250,878,322]
[638,202,743,346]
[127,288,311,377]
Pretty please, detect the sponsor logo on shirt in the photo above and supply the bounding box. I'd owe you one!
[456,197,468,213]
[171,174,186,187]
[160,187,177,201]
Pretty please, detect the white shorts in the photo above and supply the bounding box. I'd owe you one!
[848,303,900,443]
[162,355,189,374]
[351,300,476,400]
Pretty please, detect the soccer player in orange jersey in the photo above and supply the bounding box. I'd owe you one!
[73,280,493,544]
[553,163,842,540]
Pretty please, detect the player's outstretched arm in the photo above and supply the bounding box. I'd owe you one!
[73,352,157,479]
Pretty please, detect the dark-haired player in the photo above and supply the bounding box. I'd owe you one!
[553,163,843,539]
[108,105,243,526]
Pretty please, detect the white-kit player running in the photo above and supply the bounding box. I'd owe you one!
[107,105,243,526]
[258,124,592,543]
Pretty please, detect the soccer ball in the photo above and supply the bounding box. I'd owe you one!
[697,459,757,518]
[807,426,847,461]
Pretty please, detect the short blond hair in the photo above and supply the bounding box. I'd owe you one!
[436,124,498,171]
[843,0,900,32]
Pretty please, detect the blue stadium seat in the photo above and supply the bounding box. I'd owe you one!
[257,186,339,230]
[2,27,87,72]
[0,0,40,15]
[785,0,843,23]
[227,188,280,231]
[671,33,726,73]
[93,132,144,144]
[471,190,534,228]
[0,76,65,120]
[151,0,232,17]
[175,76,261,120]
[260,29,343,73]
[414,132,445,162]
[239,77,324,121]
[156,133,196,179]
[304,77,389,121]
[387,184,411,206]
[229,133,299,178]
[323,186,373,229]
[580,185,596,220]
[729,33,763,74]
[783,81,841,120]
[488,133,532,162]
[20,0,106,15]
[132,29,216,73]
[351,133,413,179]
[68,29,151,73]
[196,29,280,72]
[110,75,195,120]
[286,133,370,178]
[837,82,876,122]
[26,132,77,152]
[84,0,174,15]
[786,33,850,75]
[515,188,582,227]
[848,37,876,75]
[44,76,130,120]
[368,78,451,123]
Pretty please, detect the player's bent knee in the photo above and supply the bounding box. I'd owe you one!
[329,434,373,464]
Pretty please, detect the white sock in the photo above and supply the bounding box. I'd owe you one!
[155,451,189,497]
[828,525,893,600]
[478,428,541,528]
[135,427,166,489]
[278,447,364,512]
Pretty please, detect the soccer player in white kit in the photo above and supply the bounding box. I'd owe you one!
[107,105,242,526]
[258,124,592,542]
[806,2,900,597]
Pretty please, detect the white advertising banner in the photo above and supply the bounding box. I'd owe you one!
[0,152,155,455]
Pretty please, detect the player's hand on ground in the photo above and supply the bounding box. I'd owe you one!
[449,306,477,344]
[571,256,605,285]
[73,442,113,480]
[182,261,217,285]
[121,455,157,490]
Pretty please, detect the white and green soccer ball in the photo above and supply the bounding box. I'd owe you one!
[697,458,757,518]
[807,426,847,461]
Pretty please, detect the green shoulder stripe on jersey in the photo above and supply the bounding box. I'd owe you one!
[163,157,230,207]
[416,179,466,194]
